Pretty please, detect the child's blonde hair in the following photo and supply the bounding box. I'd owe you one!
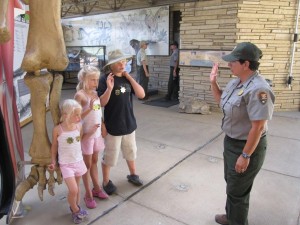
[60,99,82,122]
[76,65,100,91]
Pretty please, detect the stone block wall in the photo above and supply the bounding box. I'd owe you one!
[150,0,300,111]
[179,0,239,111]
[237,0,300,111]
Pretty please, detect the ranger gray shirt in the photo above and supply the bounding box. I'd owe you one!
[170,48,179,67]
[137,48,148,66]
[220,71,275,140]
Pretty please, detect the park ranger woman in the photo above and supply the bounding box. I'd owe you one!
[210,42,275,225]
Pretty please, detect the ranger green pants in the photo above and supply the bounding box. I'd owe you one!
[223,135,267,225]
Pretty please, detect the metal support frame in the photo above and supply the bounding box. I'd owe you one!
[287,0,300,88]
[61,0,199,17]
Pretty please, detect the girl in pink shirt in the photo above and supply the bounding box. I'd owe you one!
[74,65,108,209]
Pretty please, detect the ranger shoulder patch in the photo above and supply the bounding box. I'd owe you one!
[258,91,268,104]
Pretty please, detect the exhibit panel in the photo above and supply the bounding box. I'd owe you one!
[62,6,170,56]
[13,19,31,126]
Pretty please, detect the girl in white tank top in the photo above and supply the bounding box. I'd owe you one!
[49,99,88,224]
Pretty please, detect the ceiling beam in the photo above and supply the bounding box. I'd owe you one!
[61,0,200,18]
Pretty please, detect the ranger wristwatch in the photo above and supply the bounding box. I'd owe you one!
[241,152,251,159]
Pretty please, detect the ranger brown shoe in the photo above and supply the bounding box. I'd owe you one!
[215,214,228,225]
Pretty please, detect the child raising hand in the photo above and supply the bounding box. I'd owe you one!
[74,65,108,209]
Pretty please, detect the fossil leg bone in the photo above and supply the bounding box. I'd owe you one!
[47,73,64,196]
[50,74,63,126]
[0,0,10,43]
[36,166,46,201]
[16,72,64,201]
[14,0,68,202]
[15,166,38,201]
[21,0,68,72]
[55,166,63,185]
[24,72,53,165]
[47,168,56,196]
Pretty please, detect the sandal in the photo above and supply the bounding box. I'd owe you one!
[92,188,109,199]
[72,213,83,224]
[84,197,97,209]
[127,174,143,186]
[77,206,88,218]
[70,205,88,219]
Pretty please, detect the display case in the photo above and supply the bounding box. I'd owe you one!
[65,46,106,71]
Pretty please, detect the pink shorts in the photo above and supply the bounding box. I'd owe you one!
[60,160,87,179]
[81,136,105,155]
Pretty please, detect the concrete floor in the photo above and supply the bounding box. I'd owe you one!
[1,87,300,225]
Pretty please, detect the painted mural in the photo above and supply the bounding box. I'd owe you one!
[62,6,169,56]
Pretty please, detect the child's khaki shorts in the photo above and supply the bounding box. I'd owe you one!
[102,131,137,166]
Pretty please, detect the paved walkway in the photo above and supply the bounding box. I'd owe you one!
[1,89,300,225]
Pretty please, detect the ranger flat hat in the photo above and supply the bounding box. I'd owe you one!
[104,49,132,68]
[222,42,263,62]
